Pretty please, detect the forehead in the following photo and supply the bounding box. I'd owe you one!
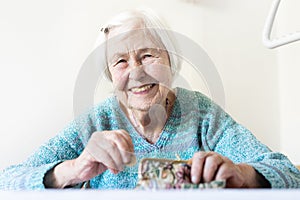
[106,29,165,57]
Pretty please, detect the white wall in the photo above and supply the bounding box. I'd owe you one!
[0,0,298,170]
[276,0,300,164]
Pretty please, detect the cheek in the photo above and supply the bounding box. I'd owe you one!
[110,69,129,91]
[144,63,173,87]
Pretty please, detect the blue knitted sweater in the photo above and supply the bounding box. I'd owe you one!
[1,88,300,189]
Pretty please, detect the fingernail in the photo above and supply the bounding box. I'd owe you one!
[127,156,136,166]
[124,157,130,164]
[192,176,197,184]
[110,169,119,174]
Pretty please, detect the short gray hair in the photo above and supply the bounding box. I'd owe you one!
[94,8,181,81]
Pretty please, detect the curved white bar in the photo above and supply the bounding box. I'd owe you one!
[262,0,300,49]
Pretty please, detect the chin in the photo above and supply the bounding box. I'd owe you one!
[128,102,152,111]
[127,93,165,111]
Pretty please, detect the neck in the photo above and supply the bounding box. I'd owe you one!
[124,92,175,144]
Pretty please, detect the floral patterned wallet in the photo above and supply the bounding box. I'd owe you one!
[136,158,226,190]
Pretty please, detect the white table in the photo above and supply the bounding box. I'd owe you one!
[1,190,300,200]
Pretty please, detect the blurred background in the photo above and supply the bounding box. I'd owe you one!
[0,0,299,170]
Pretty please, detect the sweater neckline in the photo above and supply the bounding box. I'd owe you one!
[112,88,180,151]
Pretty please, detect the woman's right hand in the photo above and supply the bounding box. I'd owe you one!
[44,129,135,188]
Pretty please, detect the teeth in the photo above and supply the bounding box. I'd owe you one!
[131,84,153,93]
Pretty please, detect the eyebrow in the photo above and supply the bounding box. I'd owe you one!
[109,53,127,60]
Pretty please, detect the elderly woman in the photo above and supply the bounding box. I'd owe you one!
[1,9,300,190]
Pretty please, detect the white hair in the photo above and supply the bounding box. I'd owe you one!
[94,8,181,80]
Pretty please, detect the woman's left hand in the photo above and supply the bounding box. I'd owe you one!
[189,151,269,188]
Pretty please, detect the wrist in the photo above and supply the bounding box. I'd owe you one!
[237,163,270,188]
[44,160,81,188]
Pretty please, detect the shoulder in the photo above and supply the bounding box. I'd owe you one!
[70,95,118,131]
[175,87,215,111]
[92,95,117,117]
[60,95,118,145]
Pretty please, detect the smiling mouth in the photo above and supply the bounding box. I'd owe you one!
[130,84,156,93]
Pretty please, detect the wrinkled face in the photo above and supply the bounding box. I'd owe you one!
[107,28,173,111]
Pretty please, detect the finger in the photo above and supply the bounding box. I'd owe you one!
[111,131,134,165]
[202,153,223,182]
[88,137,124,171]
[115,130,136,165]
[85,140,120,172]
[101,141,125,171]
[108,167,119,174]
[215,162,243,188]
[190,152,207,184]
[215,162,233,181]
[116,130,134,152]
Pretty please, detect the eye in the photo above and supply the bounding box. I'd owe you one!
[115,59,127,65]
[111,58,128,69]
[142,54,153,59]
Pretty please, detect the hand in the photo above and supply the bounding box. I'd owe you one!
[75,129,135,179]
[189,151,269,188]
[45,129,135,188]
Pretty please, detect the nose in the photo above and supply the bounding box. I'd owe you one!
[128,57,146,81]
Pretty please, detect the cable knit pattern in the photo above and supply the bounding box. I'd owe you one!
[1,87,299,189]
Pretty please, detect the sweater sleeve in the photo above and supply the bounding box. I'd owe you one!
[198,95,300,188]
[0,111,96,190]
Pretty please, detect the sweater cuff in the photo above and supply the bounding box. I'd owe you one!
[24,161,63,190]
[249,162,288,188]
